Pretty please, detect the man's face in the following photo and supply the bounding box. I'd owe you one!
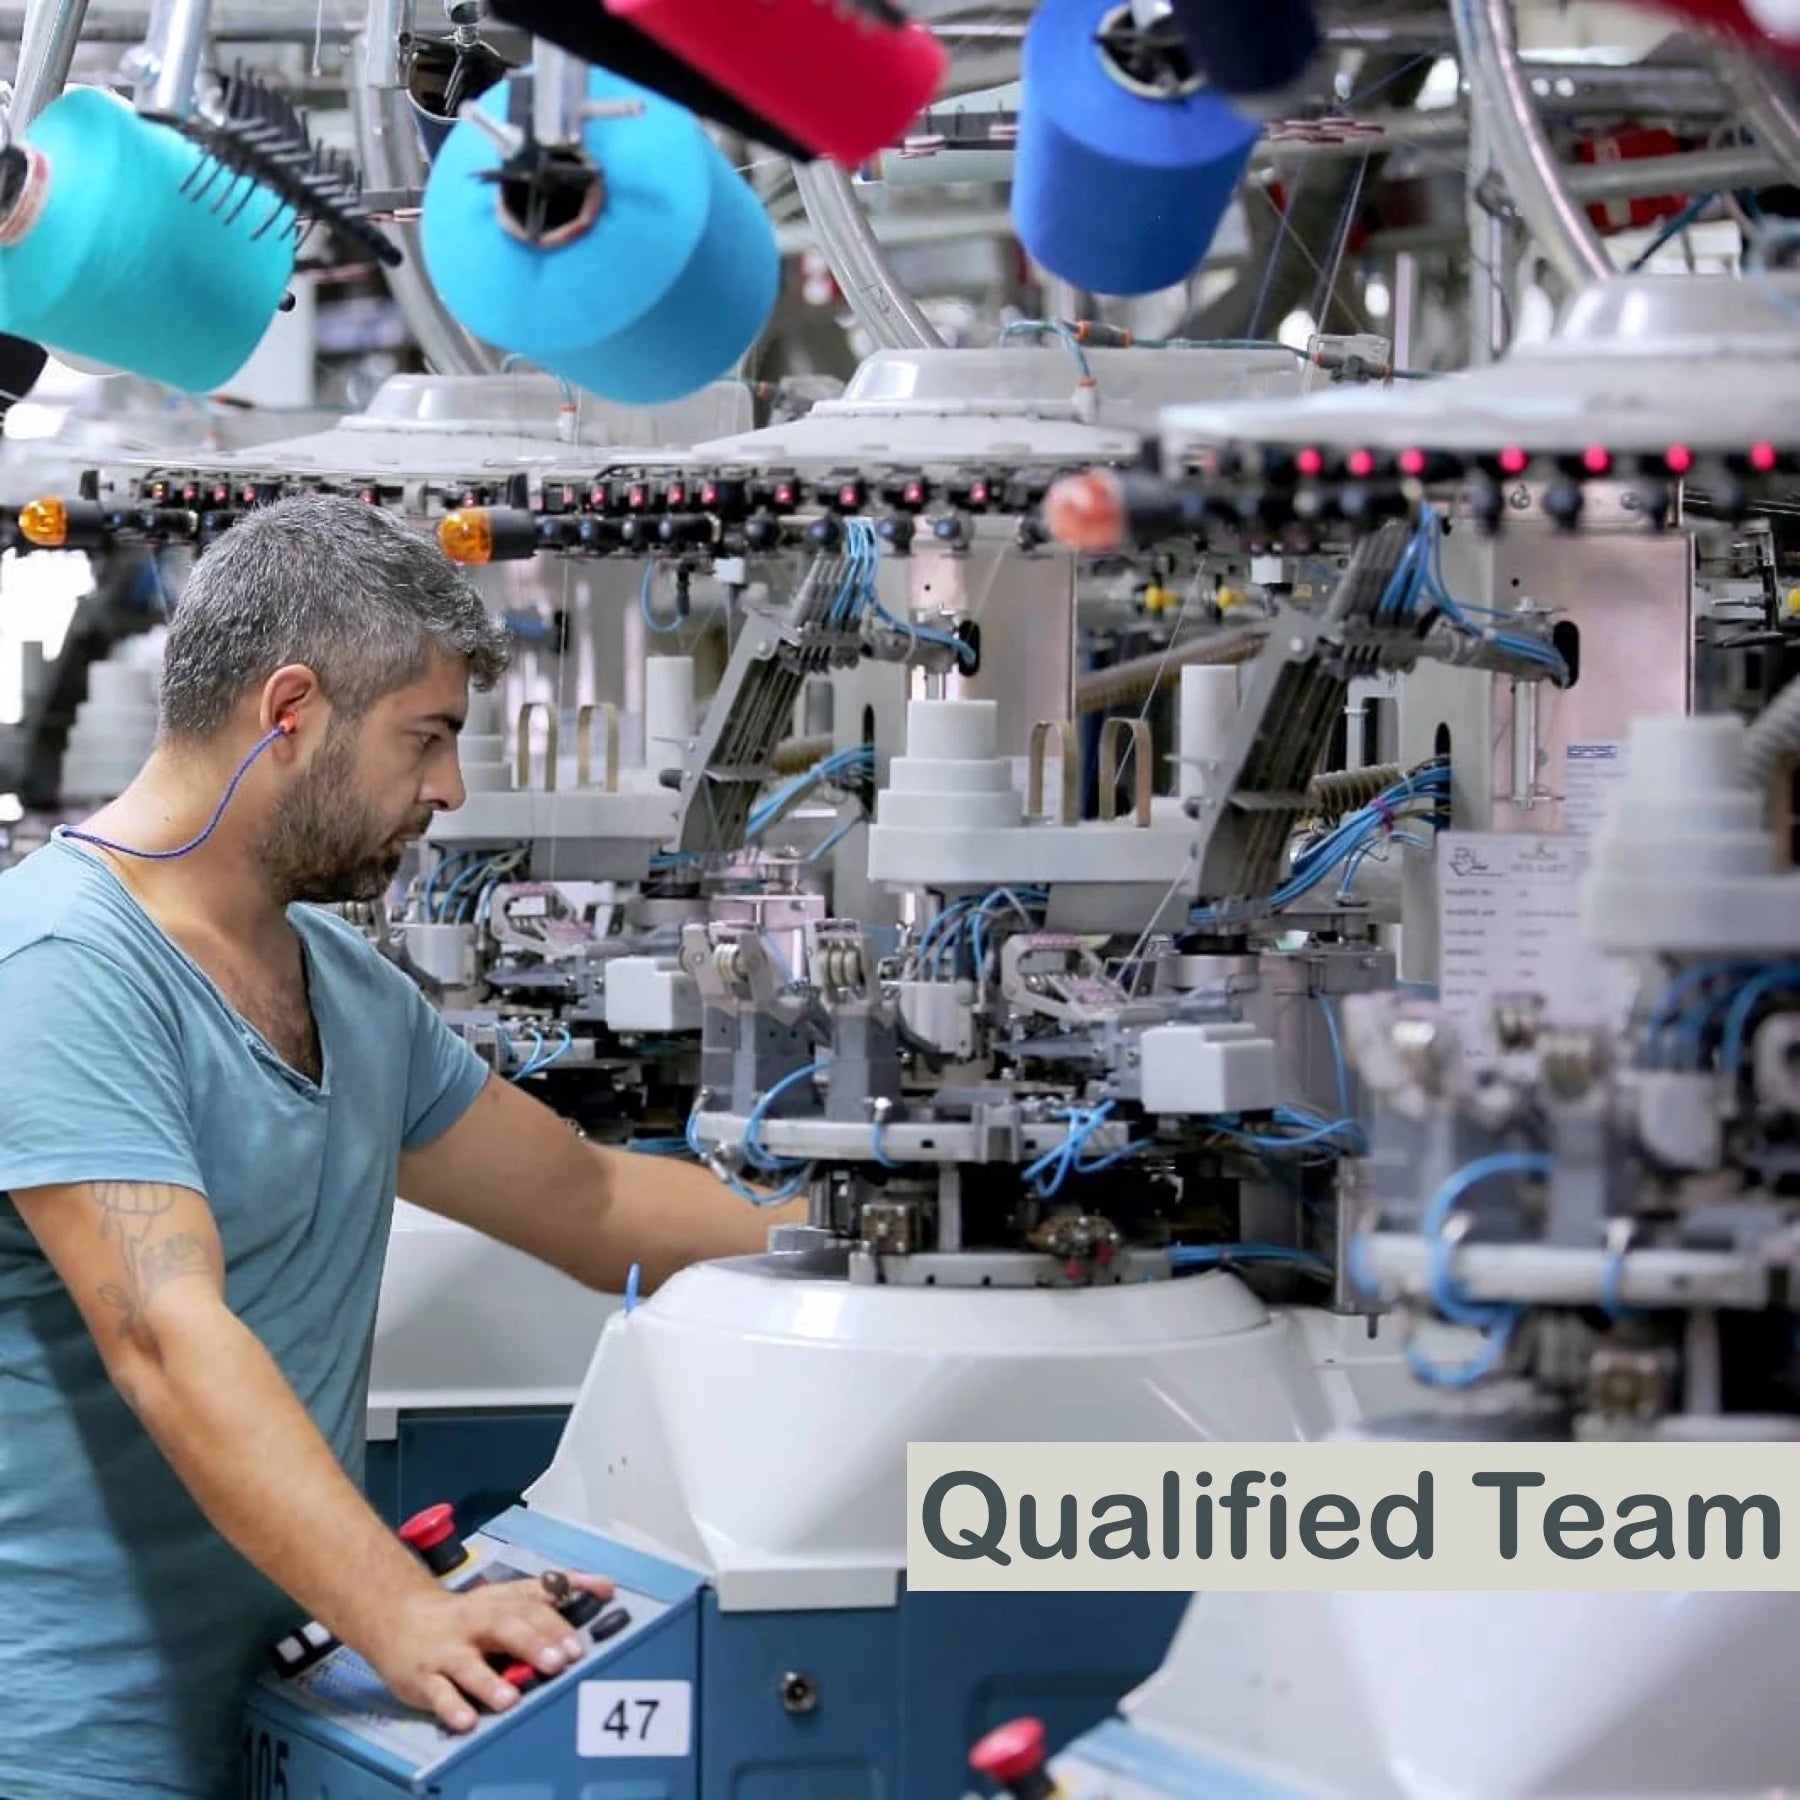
[260,654,471,905]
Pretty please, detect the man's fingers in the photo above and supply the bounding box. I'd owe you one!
[420,1672,478,1734]
[566,1570,615,1600]
[494,1583,593,1664]
[484,1607,578,1673]
[444,1644,518,1715]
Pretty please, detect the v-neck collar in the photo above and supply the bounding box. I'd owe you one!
[51,832,332,1099]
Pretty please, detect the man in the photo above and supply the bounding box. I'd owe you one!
[0,494,803,1799]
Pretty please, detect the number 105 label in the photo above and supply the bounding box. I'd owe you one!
[577,1680,693,1758]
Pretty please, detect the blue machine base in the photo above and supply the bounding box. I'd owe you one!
[245,1506,1185,1799]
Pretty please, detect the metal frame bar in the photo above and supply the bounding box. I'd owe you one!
[1451,0,1609,289]
[9,0,90,129]
[135,0,211,117]
[792,159,941,350]
[1712,46,1800,190]
[350,0,500,375]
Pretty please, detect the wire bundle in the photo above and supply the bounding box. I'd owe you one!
[685,1066,815,1206]
[911,886,1049,980]
[1170,1242,1331,1278]
[1191,761,1450,923]
[1377,505,1570,685]
[1021,1099,1147,1197]
[1207,1103,1365,1161]
[1348,1152,1550,1390]
[1641,958,1800,1076]
[744,743,875,842]
[831,518,977,667]
[508,1022,574,1080]
[420,848,526,923]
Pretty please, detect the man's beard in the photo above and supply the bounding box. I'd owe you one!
[259,727,423,905]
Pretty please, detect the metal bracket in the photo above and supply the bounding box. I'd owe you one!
[679,922,812,1027]
[1000,933,1124,1026]
[1098,717,1153,827]
[515,699,557,791]
[1027,719,1079,824]
[575,701,619,792]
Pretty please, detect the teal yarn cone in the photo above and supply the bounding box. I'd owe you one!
[421,63,778,406]
[0,87,296,394]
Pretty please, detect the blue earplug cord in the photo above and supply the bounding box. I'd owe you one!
[61,722,291,861]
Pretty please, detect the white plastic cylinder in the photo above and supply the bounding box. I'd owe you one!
[1581,712,1800,953]
[1623,714,1746,797]
[904,698,999,762]
[645,656,696,767]
[1179,665,1238,803]
[887,757,1015,796]
[878,789,1023,830]
[1596,714,1772,879]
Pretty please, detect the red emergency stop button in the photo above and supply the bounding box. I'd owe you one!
[400,1504,454,1550]
[969,1716,1056,1797]
[399,1503,468,1576]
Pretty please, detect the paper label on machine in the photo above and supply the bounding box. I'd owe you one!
[1437,831,1632,1057]
[1564,741,1627,842]
[577,1680,692,1757]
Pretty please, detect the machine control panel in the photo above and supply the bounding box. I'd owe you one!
[256,1511,674,1778]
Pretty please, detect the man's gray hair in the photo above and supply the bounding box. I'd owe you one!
[159,493,511,740]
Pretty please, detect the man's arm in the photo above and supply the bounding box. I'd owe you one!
[397,1074,806,1293]
[13,1176,609,1732]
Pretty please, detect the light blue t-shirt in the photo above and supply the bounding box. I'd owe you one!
[0,837,490,1800]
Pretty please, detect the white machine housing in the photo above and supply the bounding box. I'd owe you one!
[526,1257,1457,1613]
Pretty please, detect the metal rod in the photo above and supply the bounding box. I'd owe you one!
[1480,207,1509,363]
[1451,0,1608,288]
[1518,61,1733,112]
[1711,46,1800,190]
[791,158,941,351]
[350,0,499,375]
[530,35,585,148]
[9,0,90,129]
[1391,247,1417,368]
[776,204,1015,255]
[136,0,211,117]
[1510,678,1538,809]
[1560,144,1782,200]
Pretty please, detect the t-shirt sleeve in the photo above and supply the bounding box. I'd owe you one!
[0,938,207,1195]
[400,976,491,1152]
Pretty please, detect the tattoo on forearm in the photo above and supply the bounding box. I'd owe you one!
[90,1182,216,1343]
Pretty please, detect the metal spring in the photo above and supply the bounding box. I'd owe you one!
[1306,763,1406,820]
[771,733,834,775]
[816,944,863,989]
[1072,626,1266,715]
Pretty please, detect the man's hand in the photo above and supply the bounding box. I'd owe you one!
[366,1572,617,1732]
[13,1173,620,1730]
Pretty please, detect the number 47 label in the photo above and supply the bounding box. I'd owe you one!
[577,1680,693,1758]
